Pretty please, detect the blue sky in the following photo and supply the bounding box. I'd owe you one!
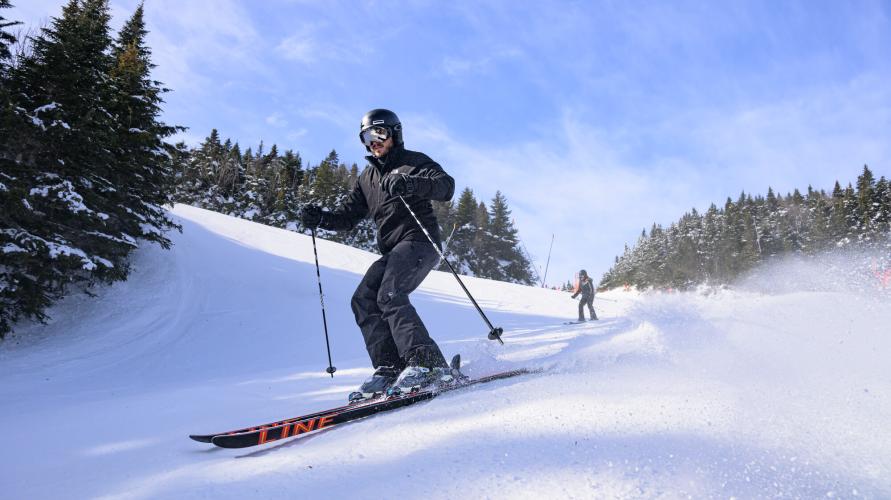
[12,0,891,286]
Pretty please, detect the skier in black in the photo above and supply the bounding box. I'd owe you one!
[571,269,598,321]
[299,109,456,401]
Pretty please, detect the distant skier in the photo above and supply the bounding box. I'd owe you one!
[571,269,597,321]
[299,109,457,401]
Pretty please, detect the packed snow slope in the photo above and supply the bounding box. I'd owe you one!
[2,204,890,499]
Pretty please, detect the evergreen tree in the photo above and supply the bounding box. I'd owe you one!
[875,176,891,238]
[8,0,123,289]
[804,186,830,252]
[828,181,848,243]
[0,0,25,336]
[472,200,493,275]
[856,165,877,239]
[667,209,703,287]
[485,191,534,284]
[215,141,242,197]
[700,203,722,282]
[0,0,18,62]
[433,200,455,242]
[448,188,479,276]
[738,193,761,266]
[842,183,859,243]
[760,187,782,256]
[108,2,180,248]
[1,1,180,338]
[304,150,341,208]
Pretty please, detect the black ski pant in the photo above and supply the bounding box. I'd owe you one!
[351,239,447,370]
[578,295,596,321]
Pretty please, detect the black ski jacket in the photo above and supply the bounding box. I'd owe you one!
[319,145,455,255]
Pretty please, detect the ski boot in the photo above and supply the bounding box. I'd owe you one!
[386,354,466,397]
[348,366,401,403]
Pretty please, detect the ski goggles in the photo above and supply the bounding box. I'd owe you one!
[360,126,391,146]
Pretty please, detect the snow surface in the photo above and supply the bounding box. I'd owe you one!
[1,204,890,499]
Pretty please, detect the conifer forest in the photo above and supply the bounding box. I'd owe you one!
[601,166,891,290]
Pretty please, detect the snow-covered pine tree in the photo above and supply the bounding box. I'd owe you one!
[283,150,304,192]
[433,199,455,240]
[258,144,285,217]
[856,165,878,241]
[842,183,859,244]
[804,186,831,252]
[108,2,180,249]
[216,142,243,200]
[666,209,702,288]
[472,200,493,276]
[875,176,891,239]
[759,187,782,257]
[699,203,722,283]
[448,188,480,276]
[1,0,180,338]
[0,0,25,337]
[737,192,761,269]
[303,150,341,209]
[782,189,806,252]
[14,0,123,276]
[0,0,16,61]
[485,191,534,284]
[266,149,302,228]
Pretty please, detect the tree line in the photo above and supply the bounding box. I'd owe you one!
[1,0,179,338]
[601,166,891,290]
[171,130,537,285]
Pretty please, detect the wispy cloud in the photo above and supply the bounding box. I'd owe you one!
[266,112,288,128]
[440,47,524,78]
[296,103,355,130]
[275,22,370,65]
[141,0,269,93]
[287,129,308,141]
[276,32,316,64]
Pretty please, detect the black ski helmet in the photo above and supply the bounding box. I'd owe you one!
[360,108,403,149]
[579,269,588,278]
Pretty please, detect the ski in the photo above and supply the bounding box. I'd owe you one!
[190,355,463,443]
[188,399,366,443]
[206,368,534,449]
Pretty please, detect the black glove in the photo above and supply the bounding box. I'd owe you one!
[381,172,415,197]
[299,204,323,229]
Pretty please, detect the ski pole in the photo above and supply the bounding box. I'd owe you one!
[310,228,337,377]
[397,195,504,344]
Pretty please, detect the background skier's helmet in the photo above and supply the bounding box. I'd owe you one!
[579,269,588,278]
[360,109,403,150]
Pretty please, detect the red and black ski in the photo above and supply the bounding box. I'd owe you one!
[190,354,461,443]
[188,399,364,443]
[200,368,533,449]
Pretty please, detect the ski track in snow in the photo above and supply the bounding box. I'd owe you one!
[1,204,890,499]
